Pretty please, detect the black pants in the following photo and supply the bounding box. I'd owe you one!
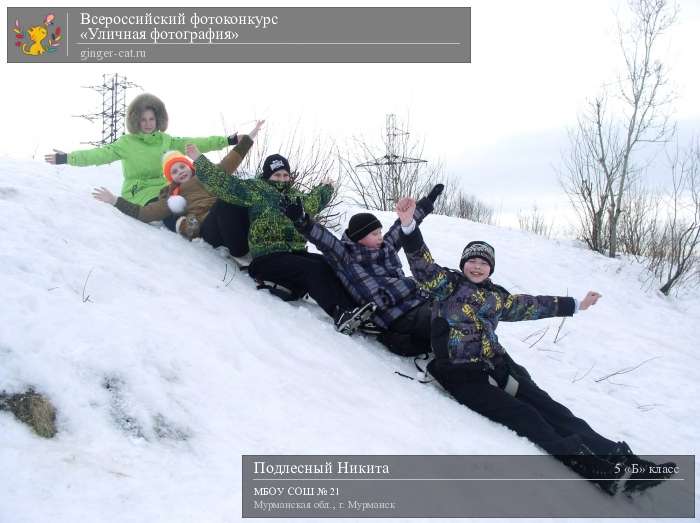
[199,200,250,257]
[379,302,432,356]
[248,251,354,317]
[428,355,616,456]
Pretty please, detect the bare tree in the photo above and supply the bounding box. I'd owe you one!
[341,115,443,211]
[436,182,495,224]
[517,205,553,238]
[560,0,677,257]
[233,123,344,229]
[646,140,700,295]
[617,179,660,258]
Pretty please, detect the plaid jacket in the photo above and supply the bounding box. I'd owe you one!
[305,204,431,329]
[402,226,575,366]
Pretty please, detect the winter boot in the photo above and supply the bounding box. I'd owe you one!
[334,302,377,335]
[561,443,625,496]
[604,441,677,495]
[357,319,383,336]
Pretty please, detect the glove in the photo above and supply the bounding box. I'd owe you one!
[55,152,68,164]
[426,183,445,204]
[279,196,310,230]
[227,134,239,146]
[417,183,445,213]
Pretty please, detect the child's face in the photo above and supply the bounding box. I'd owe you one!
[269,169,291,182]
[139,109,157,133]
[358,228,383,249]
[462,258,490,284]
[170,162,194,184]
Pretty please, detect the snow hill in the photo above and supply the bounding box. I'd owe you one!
[1,156,698,522]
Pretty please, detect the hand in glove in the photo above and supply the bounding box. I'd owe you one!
[417,183,445,213]
[45,149,67,165]
[426,183,445,204]
[279,196,311,231]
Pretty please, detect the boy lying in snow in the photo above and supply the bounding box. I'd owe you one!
[92,121,264,258]
[192,146,372,331]
[396,197,675,496]
[279,186,442,353]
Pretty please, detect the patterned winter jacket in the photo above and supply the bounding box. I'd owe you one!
[402,226,575,367]
[303,203,432,329]
[112,136,254,240]
[194,156,333,259]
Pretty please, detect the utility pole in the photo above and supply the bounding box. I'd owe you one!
[356,114,427,209]
[74,73,140,146]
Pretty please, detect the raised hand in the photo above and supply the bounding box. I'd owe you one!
[426,183,445,204]
[579,291,602,310]
[249,119,265,139]
[320,177,336,189]
[395,197,416,226]
[279,195,308,227]
[92,186,117,205]
[185,143,201,161]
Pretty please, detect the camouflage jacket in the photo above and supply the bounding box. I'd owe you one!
[194,156,333,258]
[402,226,575,366]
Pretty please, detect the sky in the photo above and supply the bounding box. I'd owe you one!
[2,0,699,230]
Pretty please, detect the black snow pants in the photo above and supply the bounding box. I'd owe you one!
[248,251,355,317]
[428,355,617,456]
[199,200,250,257]
[378,301,433,356]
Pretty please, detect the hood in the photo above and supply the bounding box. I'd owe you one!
[126,93,169,134]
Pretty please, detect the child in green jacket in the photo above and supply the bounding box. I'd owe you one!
[45,93,237,206]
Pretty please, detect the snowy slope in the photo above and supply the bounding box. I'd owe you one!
[0,157,698,522]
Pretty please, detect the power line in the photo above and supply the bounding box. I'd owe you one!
[74,73,141,146]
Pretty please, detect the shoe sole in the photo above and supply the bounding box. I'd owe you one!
[337,303,377,335]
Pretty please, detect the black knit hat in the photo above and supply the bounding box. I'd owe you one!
[262,154,291,180]
[345,213,382,242]
[459,240,495,275]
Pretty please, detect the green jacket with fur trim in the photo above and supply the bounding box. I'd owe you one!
[68,132,228,206]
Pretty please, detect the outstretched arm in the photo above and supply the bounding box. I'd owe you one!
[170,134,229,153]
[306,221,349,264]
[384,184,444,250]
[300,182,334,217]
[53,141,123,167]
[217,120,264,176]
[499,293,576,322]
[400,222,455,301]
[192,150,258,208]
[93,186,171,223]
[499,290,599,322]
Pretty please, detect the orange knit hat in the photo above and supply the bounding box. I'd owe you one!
[162,150,195,184]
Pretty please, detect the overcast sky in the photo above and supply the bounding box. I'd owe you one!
[2,0,699,229]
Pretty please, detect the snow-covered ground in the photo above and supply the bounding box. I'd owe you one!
[1,156,698,522]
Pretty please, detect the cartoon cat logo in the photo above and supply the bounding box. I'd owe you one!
[14,13,62,55]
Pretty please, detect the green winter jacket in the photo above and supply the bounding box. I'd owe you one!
[68,132,228,206]
[194,155,333,259]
